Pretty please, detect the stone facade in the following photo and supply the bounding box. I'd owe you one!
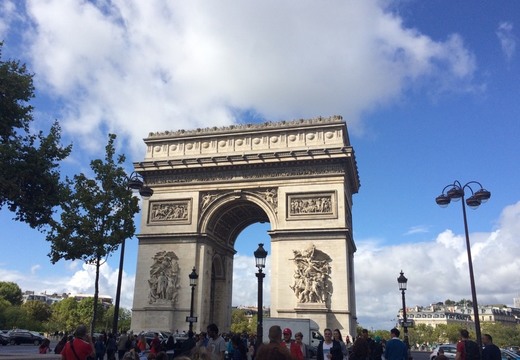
[131,115,360,336]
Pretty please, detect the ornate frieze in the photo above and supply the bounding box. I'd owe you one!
[289,245,332,304]
[143,116,347,160]
[286,191,337,220]
[146,164,346,185]
[149,200,192,224]
[148,251,181,305]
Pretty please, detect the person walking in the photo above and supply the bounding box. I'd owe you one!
[118,332,129,360]
[282,328,295,351]
[384,328,407,360]
[206,323,226,360]
[106,333,117,360]
[255,325,293,360]
[482,334,500,360]
[333,329,348,360]
[60,324,95,360]
[95,335,106,360]
[317,328,343,360]
[456,329,480,360]
[292,331,310,360]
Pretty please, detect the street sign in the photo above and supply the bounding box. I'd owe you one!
[399,319,414,327]
[186,316,198,323]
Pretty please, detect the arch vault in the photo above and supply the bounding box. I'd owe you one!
[131,115,360,336]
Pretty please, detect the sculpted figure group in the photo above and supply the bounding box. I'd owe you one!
[148,251,181,304]
[289,245,332,303]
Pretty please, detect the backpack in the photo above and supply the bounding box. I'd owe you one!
[464,340,481,360]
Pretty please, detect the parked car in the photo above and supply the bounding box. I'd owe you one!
[139,331,171,346]
[8,329,46,345]
[0,333,9,346]
[501,349,520,360]
[430,344,457,360]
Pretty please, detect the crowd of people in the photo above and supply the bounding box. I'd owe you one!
[49,324,495,360]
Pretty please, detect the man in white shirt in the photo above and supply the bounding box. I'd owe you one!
[206,323,226,360]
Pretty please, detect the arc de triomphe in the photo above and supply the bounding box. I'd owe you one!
[130,115,360,336]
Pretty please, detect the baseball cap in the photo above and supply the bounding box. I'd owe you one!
[283,328,292,335]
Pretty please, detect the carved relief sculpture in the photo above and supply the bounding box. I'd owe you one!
[148,251,181,304]
[149,200,192,224]
[200,193,217,211]
[290,196,332,214]
[289,245,332,304]
[258,188,278,213]
[286,192,337,220]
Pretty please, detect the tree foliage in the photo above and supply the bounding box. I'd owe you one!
[0,42,71,228]
[230,309,255,334]
[48,297,79,333]
[21,300,52,322]
[0,281,23,305]
[46,133,140,334]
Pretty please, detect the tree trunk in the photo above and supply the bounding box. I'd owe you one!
[91,256,101,336]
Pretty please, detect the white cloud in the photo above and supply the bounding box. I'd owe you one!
[404,225,429,236]
[496,22,516,62]
[354,201,520,330]
[3,0,477,158]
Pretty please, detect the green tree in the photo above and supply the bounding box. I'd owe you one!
[230,309,253,334]
[46,134,139,335]
[481,322,520,348]
[0,42,71,229]
[21,300,52,322]
[0,281,23,305]
[0,297,13,328]
[48,297,79,333]
[76,297,106,331]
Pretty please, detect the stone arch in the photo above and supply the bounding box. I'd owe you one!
[130,116,360,336]
[199,190,278,245]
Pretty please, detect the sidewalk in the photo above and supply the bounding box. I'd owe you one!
[0,354,61,359]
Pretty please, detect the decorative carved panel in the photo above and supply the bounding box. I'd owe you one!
[148,199,192,225]
[148,251,181,305]
[286,191,337,220]
[289,245,332,304]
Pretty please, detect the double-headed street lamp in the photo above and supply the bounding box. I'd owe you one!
[188,267,199,333]
[254,243,268,347]
[435,180,491,348]
[397,271,411,359]
[112,172,153,336]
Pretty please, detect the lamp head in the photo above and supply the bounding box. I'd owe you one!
[466,196,481,209]
[127,172,153,198]
[254,243,268,269]
[447,186,464,202]
[127,176,144,190]
[397,270,408,291]
[474,188,491,203]
[139,186,154,199]
[435,194,450,208]
[189,267,198,286]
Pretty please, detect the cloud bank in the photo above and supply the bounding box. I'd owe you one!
[1,0,476,158]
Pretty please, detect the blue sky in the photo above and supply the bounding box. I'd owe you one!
[1,1,519,332]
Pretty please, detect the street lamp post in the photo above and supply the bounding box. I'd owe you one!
[435,180,491,349]
[254,243,268,348]
[397,271,411,359]
[112,172,153,336]
[188,267,198,333]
